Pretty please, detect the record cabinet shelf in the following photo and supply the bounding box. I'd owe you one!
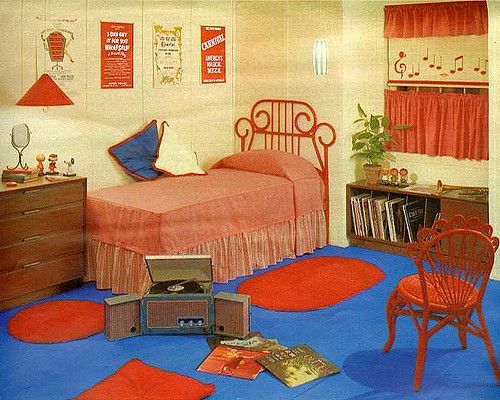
[346,180,489,255]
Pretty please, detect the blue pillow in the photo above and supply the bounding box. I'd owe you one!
[108,120,162,180]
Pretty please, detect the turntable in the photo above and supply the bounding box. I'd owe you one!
[141,255,214,335]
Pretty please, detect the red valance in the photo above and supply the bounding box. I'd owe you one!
[384,1,488,38]
[384,90,488,161]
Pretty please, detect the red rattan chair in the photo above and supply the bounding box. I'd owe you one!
[383,215,500,390]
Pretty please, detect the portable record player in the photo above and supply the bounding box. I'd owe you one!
[141,255,214,335]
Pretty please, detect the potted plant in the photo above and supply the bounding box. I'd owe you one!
[351,104,409,184]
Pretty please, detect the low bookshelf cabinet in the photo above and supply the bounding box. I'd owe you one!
[346,180,488,255]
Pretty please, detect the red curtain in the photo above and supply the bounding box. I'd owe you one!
[384,90,488,161]
[384,1,488,38]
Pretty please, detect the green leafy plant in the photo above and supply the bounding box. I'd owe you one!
[351,104,410,166]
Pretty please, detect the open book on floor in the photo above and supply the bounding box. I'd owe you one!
[257,344,340,388]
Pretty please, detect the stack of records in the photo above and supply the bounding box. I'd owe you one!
[2,168,39,183]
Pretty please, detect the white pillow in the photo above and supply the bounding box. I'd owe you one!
[153,122,206,176]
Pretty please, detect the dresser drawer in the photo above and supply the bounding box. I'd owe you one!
[0,181,84,218]
[0,229,84,274]
[0,253,84,302]
[0,203,83,247]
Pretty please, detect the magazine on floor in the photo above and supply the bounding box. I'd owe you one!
[257,344,340,387]
[197,345,268,380]
[207,333,288,353]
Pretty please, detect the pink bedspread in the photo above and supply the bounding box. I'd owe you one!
[87,168,319,255]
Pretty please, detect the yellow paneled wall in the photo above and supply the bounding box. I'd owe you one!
[234,0,345,244]
[0,0,234,189]
[1,0,499,276]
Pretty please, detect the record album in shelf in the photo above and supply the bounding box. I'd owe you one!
[402,199,425,243]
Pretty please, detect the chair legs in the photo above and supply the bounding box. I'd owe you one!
[457,313,468,350]
[476,306,500,383]
[413,314,430,391]
[383,289,399,353]
[383,291,499,390]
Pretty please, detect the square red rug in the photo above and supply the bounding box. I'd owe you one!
[76,358,215,400]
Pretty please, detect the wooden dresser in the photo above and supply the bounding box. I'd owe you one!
[0,176,86,311]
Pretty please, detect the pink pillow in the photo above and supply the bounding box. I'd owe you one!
[212,149,319,181]
[76,359,215,400]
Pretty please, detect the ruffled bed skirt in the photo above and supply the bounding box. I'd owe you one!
[85,209,326,295]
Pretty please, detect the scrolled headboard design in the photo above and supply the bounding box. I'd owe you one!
[234,99,336,241]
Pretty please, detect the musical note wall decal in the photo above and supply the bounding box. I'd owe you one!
[387,35,487,87]
[481,59,488,75]
[429,54,436,68]
[474,57,481,72]
[414,63,420,77]
[450,55,464,74]
[436,56,442,71]
[422,47,429,61]
[394,51,407,78]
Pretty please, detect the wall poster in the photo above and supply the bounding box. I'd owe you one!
[37,17,77,91]
[201,26,226,84]
[101,21,134,89]
[387,35,488,87]
[153,25,182,86]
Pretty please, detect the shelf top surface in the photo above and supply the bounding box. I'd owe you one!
[0,176,86,194]
[347,180,487,204]
[347,180,440,197]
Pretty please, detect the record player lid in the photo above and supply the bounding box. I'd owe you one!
[144,255,212,283]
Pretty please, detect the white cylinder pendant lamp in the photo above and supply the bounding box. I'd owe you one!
[313,39,328,76]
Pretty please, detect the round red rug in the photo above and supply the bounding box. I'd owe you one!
[237,256,385,311]
[8,300,104,343]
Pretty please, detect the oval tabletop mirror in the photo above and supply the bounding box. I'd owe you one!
[8,123,31,169]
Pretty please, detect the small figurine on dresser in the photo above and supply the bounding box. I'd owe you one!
[379,167,390,185]
[47,153,59,175]
[389,168,399,185]
[36,154,45,176]
[399,168,409,187]
[63,158,76,177]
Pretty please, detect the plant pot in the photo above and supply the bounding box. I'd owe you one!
[363,164,381,185]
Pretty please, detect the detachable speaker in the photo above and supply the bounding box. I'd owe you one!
[104,294,142,340]
[214,292,250,339]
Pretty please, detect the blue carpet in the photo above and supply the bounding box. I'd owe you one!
[0,245,498,400]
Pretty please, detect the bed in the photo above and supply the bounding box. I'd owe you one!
[85,99,336,294]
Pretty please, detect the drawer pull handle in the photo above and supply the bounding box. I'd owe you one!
[23,261,41,268]
[23,235,41,242]
[24,189,43,196]
[23,209,41,215]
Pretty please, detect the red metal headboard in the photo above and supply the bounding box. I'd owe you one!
[234,99,336,241]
